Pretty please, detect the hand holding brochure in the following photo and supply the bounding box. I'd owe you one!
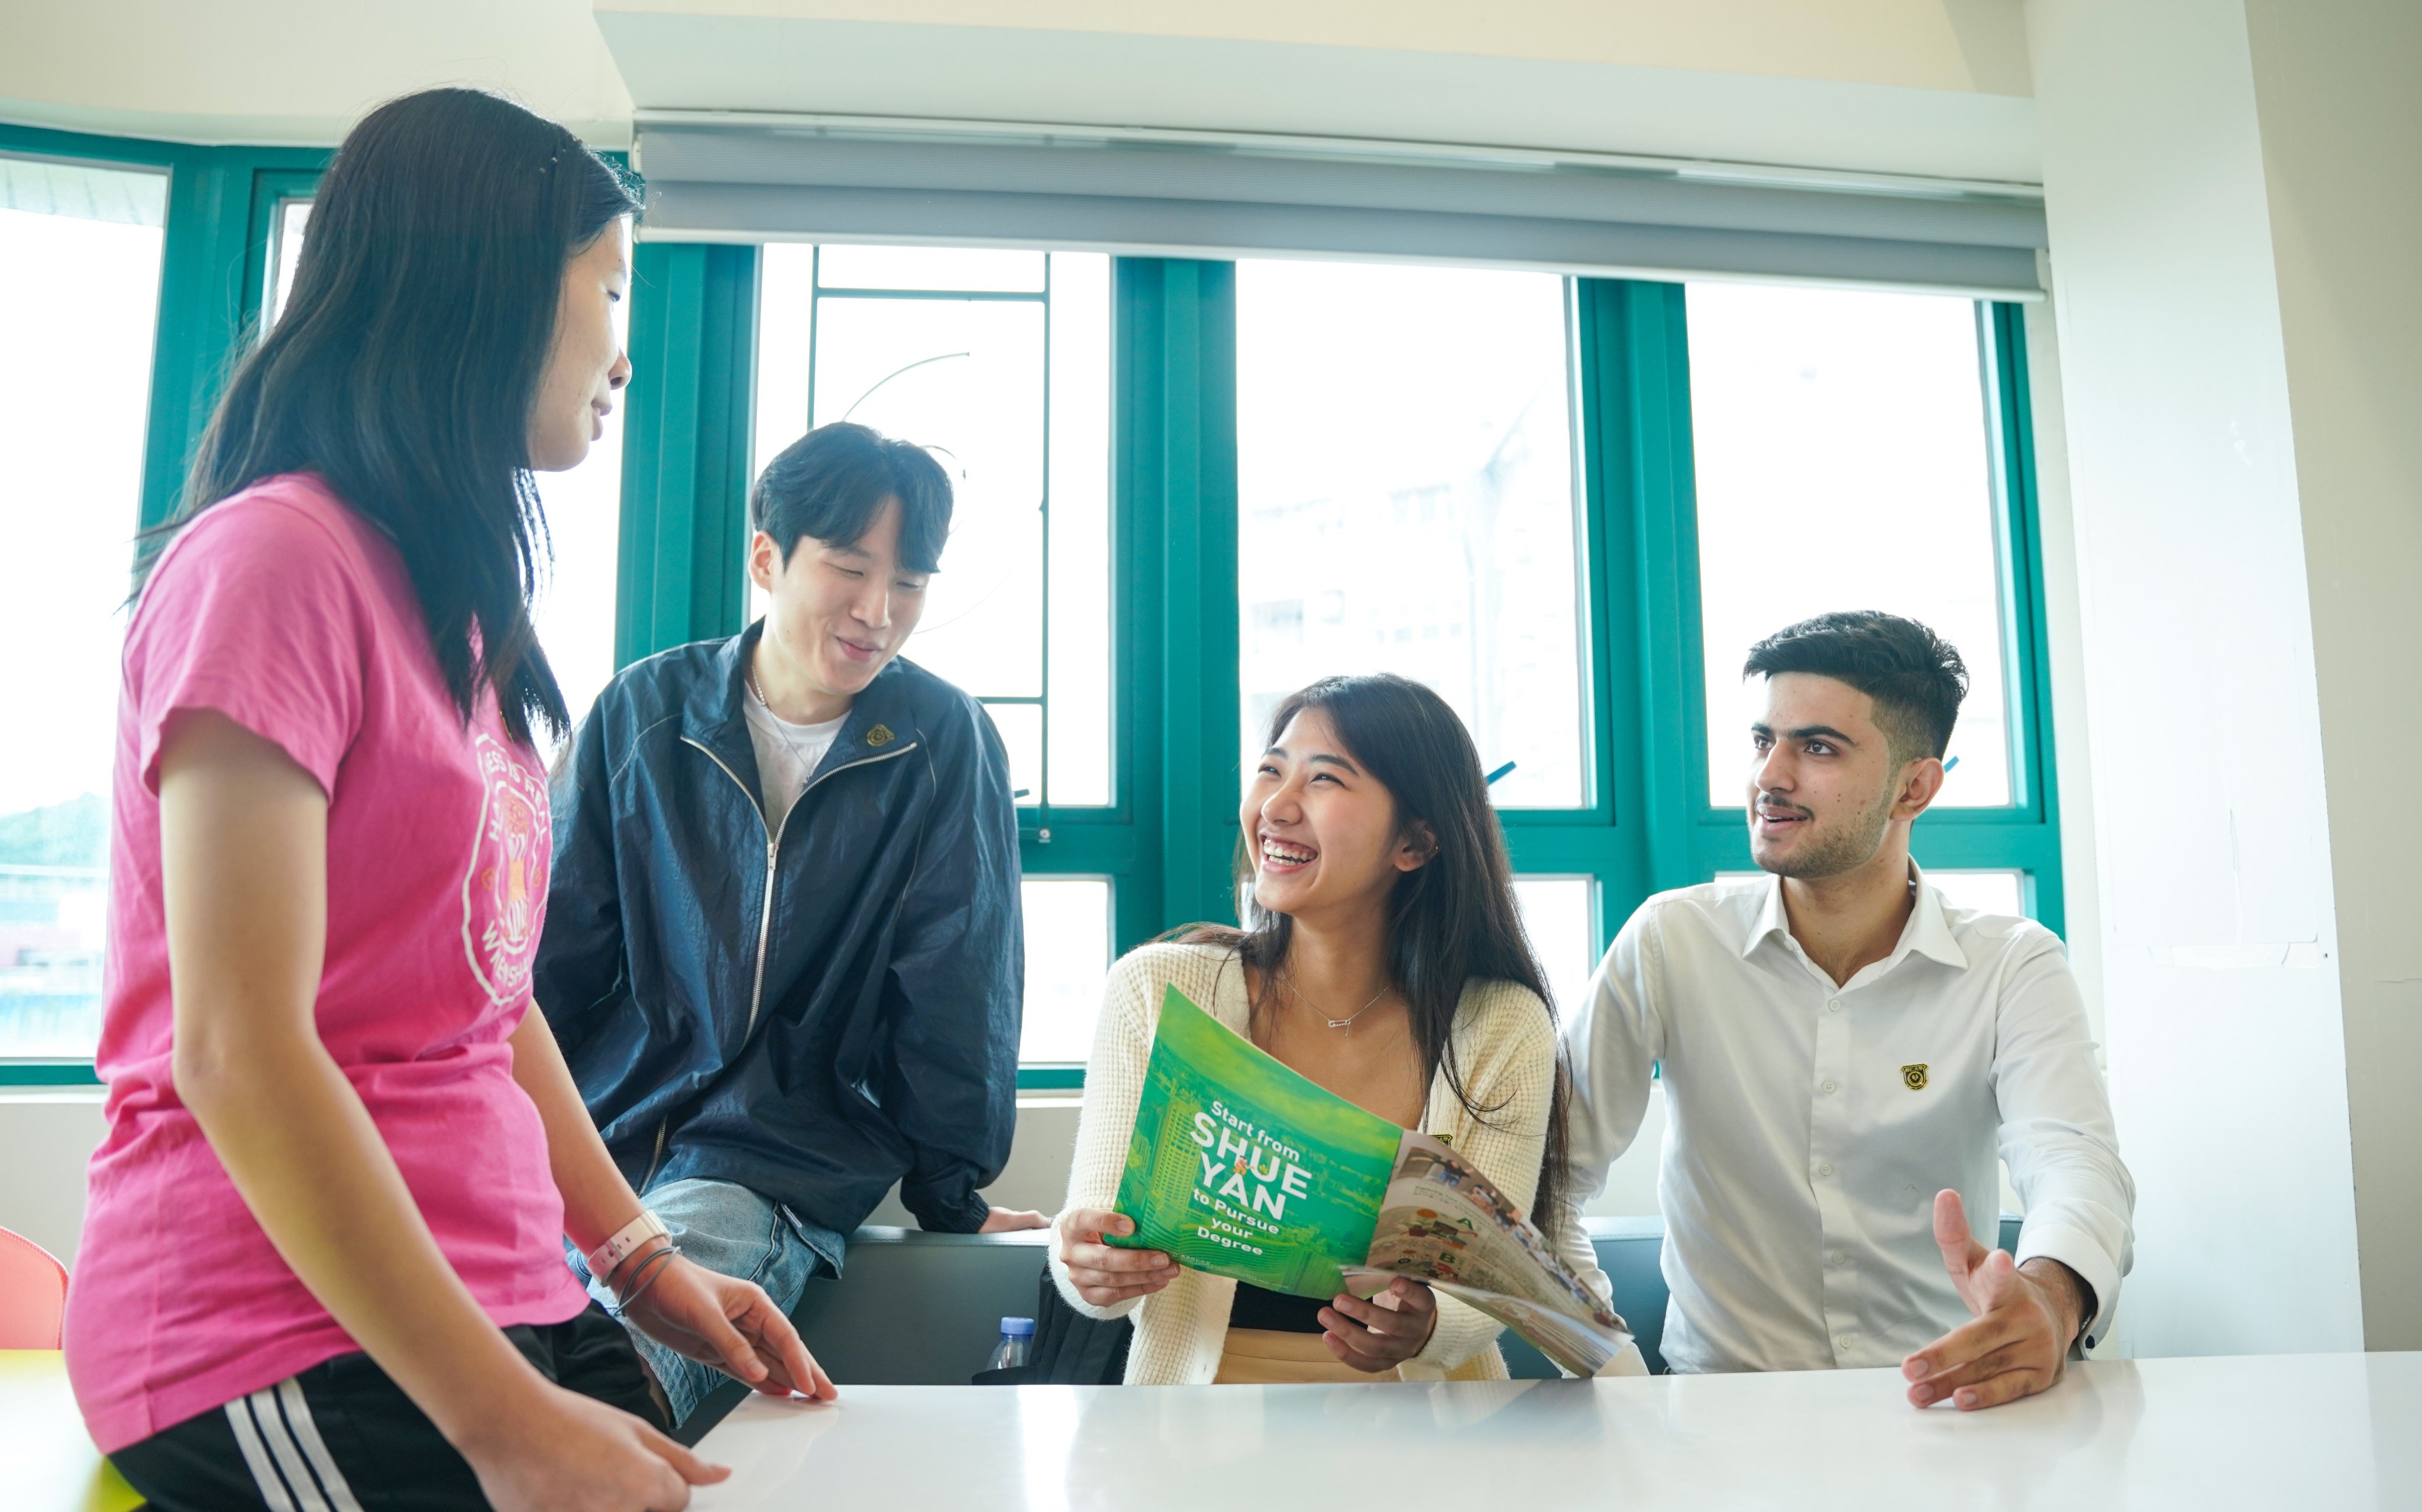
[1107,984,1632,1376]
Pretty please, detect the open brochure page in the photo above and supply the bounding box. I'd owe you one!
[1350,1133,1633,1377]
[1107,985,1404,1299]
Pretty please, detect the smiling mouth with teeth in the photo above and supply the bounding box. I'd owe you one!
[1259,835,1318,869]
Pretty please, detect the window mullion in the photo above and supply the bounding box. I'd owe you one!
[616,241,757,666]
[1988,299,2065,936]
[1108,258,1240,950]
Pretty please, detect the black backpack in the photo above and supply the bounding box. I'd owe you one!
[972,1260,1133,1384]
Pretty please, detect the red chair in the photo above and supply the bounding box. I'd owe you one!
[0,1225,70,1349]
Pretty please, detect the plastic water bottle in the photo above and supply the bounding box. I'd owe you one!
[987,1316,1035,1372]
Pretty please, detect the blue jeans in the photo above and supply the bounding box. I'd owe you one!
[570,1177,845,1425]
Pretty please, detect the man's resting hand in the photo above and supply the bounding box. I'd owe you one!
[1903,1189,2084,1411]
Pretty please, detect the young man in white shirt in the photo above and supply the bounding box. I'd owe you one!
[1557,610,2133,1411]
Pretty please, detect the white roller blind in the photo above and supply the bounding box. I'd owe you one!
[634,123,2046,297]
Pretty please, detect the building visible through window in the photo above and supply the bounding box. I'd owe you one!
[0,154,167,1058]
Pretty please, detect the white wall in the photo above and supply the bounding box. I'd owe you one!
[2024,0,2414,1355]
[596,9,2040,186]
[599,0,2035,93]
[2239,0,2422,1351]
[0,1093,107,1266]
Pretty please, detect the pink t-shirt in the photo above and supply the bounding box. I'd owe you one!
[65,474,588,1453]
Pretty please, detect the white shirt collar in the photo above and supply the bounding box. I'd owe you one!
[1740,863,1970,974]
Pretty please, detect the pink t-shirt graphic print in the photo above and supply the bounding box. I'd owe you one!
[464,731,550,1006]
[65,475,589,1453]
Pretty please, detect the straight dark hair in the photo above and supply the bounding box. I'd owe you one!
[140,88,642,747]
[751,421,954,572]
[1185,674,1573,1229]
[1742,610,1969,765]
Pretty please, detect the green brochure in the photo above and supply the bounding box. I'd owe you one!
[1107,984,1404,1299]
[1107,982,1638,1376]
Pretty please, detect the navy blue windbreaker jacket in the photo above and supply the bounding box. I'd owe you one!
[534,623,1023,1235]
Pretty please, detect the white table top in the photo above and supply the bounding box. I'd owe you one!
[690,1352,2422,1511]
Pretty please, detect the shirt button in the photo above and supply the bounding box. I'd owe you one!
[1828,999,1842,1013]
[1828,1251,1847,1266]
[1835,1336,1852,1352]
[1821,1079,1838,1094]
[1818,1163,1834,1177]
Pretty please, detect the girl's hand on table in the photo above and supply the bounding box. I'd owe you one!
[1056,1208,1182,1306]
[460,1380,724,1512]
[618,1248,837,1401]
[1320,1277,1439,1372]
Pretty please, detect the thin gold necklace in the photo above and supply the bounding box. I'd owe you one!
[747,665,826,771]
[1283,972,1388,1035]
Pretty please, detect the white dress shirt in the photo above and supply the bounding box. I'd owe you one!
[1556,868,2133,1374]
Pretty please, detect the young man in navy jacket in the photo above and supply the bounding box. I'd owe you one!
[536,422,1040,1422]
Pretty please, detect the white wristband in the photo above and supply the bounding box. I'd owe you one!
[586,1210,669,1282]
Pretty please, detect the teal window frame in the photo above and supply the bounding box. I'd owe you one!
[0,136,2061,1089]
[1556,283,2064,956]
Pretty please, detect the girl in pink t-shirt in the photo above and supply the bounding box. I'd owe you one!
[67,88,833,1512]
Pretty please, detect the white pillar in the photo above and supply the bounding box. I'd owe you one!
[2029,0,2336,1356]
[2028,0,2422,1354]
[2239,0,2422,1351]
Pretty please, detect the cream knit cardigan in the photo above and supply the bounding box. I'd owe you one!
[1050,942,1560,1385]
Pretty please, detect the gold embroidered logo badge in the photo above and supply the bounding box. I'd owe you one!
[1902,1063,1929,1091]
[865,724,895,747]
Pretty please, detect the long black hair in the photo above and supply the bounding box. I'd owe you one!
[1189,674,1573,1228]
[141,88,642,747]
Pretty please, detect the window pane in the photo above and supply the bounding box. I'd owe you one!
[0,157,166,1059]
[1236,260,1587,808]
[1927,868,2025,918]
[1687,283,2012,807]
[270,198,309,325]
[984,701,1042,808]
[813,293,1046,697]
[752,242,816,481]
[1045,252,1113,806]
[1512,876,1598,1019]
[532,399,626,742]
[816,244,1045,293]
[1021,877,1111,1063]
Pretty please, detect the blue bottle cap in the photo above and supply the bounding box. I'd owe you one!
[1002,1316,1036,1336]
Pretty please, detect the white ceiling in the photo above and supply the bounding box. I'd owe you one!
[0,0,635,146]
[0,0,2042,182]
[596,0,2035,95]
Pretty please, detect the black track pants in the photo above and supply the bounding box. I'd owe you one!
[111,1303,665,1511]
